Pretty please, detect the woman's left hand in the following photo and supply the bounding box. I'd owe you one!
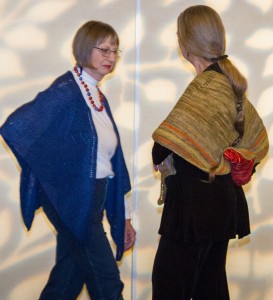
[124,219,136,251]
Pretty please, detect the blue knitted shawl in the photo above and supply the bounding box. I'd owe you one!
[0,71,131,260]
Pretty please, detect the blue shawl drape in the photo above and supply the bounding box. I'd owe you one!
[0,71,131,260]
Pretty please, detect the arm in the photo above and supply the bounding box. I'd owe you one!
[152,142,172,172]
[124,198,136,251]
[124,219,136,251]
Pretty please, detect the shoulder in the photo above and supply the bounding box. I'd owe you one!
[189,71,231,91]
[33,71,80,109]
[46,71,77,97]
[183,71,235,105]
[174,71,237,119]
[49,71,74,88]
[5,71,80,126]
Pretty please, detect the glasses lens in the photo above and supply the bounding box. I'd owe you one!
[94,47,121,57]
[115,50,121,57]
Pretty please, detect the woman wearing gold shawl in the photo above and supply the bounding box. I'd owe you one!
[152,5,268,300]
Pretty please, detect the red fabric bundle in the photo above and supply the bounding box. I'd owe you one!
[223,148,254,186]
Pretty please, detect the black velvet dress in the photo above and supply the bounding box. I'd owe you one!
[152,143,250,243]
[152,64,251,300]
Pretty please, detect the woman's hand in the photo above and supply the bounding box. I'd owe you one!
[154,164,159,172]
[124,219,136,251]
[154,163,165,173]
[154,164,163,172]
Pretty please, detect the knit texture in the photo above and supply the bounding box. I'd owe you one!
[153,71,268,176]
[0,71,131,260]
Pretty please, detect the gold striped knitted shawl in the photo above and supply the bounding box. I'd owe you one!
[152,71,269,175]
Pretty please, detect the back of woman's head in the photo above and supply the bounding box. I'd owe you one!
[178,5,247,144]
[177,5,225,59]
[73,20,119,68]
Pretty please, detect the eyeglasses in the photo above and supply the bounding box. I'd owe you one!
[93,47,121,57]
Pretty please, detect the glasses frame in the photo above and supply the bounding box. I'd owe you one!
[93,46,121,58]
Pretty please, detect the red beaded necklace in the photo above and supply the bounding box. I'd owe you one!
[73,67,104,112]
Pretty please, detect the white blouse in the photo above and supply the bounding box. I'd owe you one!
[72,68,117,179]
[72,68,131,218]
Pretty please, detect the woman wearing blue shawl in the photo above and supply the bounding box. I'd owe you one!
[0,21,135,300]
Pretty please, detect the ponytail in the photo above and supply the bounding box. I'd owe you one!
[218,58,247,146]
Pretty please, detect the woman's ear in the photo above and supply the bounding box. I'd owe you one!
[180,46,189,60]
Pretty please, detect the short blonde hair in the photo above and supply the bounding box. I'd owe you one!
[72,21,119,68]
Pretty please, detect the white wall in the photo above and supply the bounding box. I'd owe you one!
[0,1,273,299]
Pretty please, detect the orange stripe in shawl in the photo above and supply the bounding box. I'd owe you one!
[251,128,267,149]
[157,135,202,167]
[216,164,229,174]
[162,121,218,166]
[155,134,230,174]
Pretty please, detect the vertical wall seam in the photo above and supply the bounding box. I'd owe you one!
[131,0,141,299]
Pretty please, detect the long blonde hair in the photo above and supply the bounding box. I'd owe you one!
[177,5,247,144]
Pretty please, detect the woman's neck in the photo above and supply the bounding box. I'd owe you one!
[193,58,212,75]
[187,53,212,75]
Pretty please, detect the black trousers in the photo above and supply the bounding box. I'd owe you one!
[152,236,230,300]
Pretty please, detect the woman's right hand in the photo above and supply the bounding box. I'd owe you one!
[154,164,160,172]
